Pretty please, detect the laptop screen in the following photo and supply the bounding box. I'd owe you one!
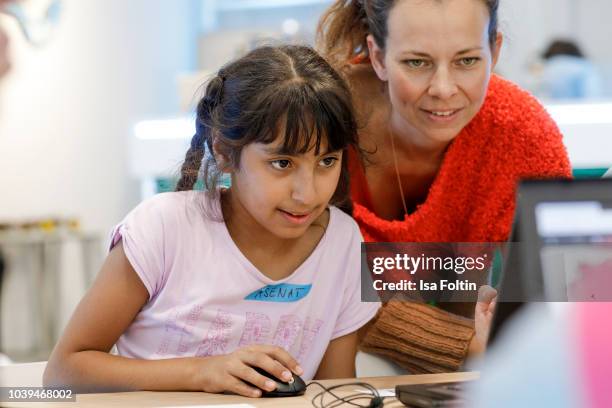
[536,199,612,301]
[512,179,612,301]
[488,178,612,346]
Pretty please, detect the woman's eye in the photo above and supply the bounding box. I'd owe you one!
[404,59,429,69]
[320,157,338,168]
[458,57,480,67]
[271,159,291,170]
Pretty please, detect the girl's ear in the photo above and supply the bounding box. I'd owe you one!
[212,139,232,173]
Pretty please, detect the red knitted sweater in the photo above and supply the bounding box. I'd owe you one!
[349,75,572,244]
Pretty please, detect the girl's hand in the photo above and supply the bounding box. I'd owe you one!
[469,285,498,356]
[192,345,303,397]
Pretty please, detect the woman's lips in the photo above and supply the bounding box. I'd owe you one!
[421,108,462,123]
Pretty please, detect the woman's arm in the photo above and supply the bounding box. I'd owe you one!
[360,302,474,374]
[43,242,201,392]
[314,332,359,379]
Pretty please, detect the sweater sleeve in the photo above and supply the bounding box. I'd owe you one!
[360,301,475,373]
[502,77,572,180]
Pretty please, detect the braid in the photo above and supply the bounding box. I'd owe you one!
[176,76,224,192]
[175,137,205,191]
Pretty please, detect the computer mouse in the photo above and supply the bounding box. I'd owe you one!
[252,366,307,397]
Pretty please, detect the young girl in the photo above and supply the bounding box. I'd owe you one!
[43,45,380,397]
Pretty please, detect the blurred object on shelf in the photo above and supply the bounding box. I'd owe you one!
[177,70,213,113]
[198,29,279,72]
[0,0,62,47]
[0,218,103,362]
[196,0,328,72]
[531,39,603,100]
[0,216,80,234]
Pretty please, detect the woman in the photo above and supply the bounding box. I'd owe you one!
[318,0,571,373]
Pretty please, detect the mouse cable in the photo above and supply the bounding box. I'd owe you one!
[307,381,388,408]
[308,380,378,406]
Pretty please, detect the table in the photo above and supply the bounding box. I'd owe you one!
[0,362,479,407]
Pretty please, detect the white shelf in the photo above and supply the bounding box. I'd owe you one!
[129,100,612,182]
[215,0,332,12]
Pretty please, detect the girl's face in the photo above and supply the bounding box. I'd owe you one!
[368,0,502,146]
[227,136,343,240]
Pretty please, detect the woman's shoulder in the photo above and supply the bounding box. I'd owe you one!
[476,75,571,175]
[481,75,552,126]
[476,75,563,142]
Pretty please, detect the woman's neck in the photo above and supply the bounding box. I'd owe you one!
[388,112,450,164]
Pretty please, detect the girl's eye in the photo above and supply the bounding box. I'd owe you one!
[270,159,291,170]
[403,59,430,69]
[319,157,338,168]
[458,57,480,67]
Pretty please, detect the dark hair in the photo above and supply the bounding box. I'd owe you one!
[176,45,358,214]
[543,39,584,60]
[317,0,500,66]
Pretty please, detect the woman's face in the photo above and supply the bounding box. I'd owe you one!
[368,0,502,146]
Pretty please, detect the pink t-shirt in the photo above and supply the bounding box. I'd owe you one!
[110,191,380,380]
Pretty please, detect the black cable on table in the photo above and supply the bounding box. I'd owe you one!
[307,381,388,408]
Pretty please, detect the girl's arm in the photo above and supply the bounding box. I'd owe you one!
[314,331,359,379]
[43,242,301,395]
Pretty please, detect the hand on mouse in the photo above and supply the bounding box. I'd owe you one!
[191,345,303,397]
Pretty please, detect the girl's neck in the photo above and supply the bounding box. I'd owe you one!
[220,189,329,281]
[221,190,297,254]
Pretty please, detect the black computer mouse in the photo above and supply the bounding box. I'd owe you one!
[252,366,307,397]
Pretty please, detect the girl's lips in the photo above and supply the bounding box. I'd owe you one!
[278,209,314,225]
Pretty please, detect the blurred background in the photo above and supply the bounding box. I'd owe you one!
[0,0,611,363]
